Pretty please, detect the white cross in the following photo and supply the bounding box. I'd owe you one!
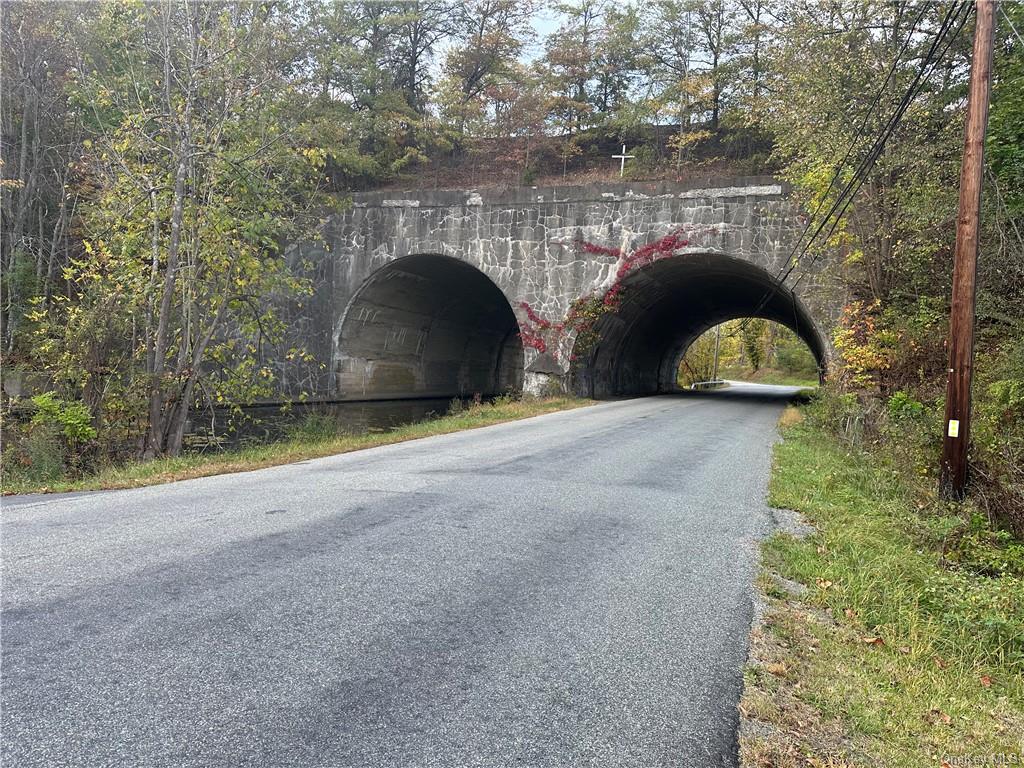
[612,144,634,177]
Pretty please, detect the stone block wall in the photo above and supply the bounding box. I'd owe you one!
[272,177,842,402]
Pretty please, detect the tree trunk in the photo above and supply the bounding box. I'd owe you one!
[165,297,225,456]
[144,152,189,458]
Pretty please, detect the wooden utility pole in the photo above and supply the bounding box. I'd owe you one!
[940,0,997,499]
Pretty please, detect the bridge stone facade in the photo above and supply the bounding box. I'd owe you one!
[277,177,843,402]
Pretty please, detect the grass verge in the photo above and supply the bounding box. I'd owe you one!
[741,407,1024,767]
[2,396,590,497]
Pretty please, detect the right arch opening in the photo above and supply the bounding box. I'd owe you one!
[677,319,822,388]
[571,252,826,398]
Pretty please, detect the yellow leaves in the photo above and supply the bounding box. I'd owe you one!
[841,246,863,266]
[667,129,714,152]
[676,73,714,100]
[832,300,900,389]
[300,147,327,168]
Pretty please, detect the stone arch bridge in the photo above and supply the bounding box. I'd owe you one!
[276,177,842,403]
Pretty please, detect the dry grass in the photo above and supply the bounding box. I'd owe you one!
[778,406,805,430]
[2,396,590,496]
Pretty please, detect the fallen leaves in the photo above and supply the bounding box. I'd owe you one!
[925,708,953,726]
[862,636,885,646]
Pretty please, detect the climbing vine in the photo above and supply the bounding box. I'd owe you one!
[517,225,718,360]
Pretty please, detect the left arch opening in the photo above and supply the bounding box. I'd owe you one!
[572,252,826,398]
[335,254,524,400]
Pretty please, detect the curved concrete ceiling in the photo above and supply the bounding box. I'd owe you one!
[336,254,524,399]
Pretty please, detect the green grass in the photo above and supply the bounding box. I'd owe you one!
[2,396,590,496]
[741,409,1024,767]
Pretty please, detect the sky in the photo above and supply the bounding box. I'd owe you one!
[526,6,562,61]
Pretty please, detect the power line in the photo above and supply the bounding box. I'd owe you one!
[790,1,973,290]
[1002,5,1024,48]
[780,0,968,285]
[730,1,971,334]
[730,2,965,335]
[774,0,970,293]
[778,1,931,270]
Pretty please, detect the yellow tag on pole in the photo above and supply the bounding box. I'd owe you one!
[947,420,960,438]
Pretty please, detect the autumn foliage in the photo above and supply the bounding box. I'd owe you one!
[516,227,725,361]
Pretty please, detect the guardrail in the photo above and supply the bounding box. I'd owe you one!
[689,380,728,391]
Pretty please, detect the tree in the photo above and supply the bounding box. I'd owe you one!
[541,0,605,135]
[678,327,719,387]
[732,0,773,119]
[638,0,738,133]
[765,1,971,304]
[741,318,766,372]
[298,1,433,188]
[0,5,88,355]
[30,1,328,457]
[988,1,1024,216]
[692,0,735,130]
[440,0,535,136]
[391,0,460,115]
[592,6,641,119]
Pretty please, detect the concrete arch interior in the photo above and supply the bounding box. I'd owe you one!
[335,254,524,400]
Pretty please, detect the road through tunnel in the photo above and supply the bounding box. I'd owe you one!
[335,255,524,400]
[571,253,826,398]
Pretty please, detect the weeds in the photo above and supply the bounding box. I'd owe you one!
[741,413,1024,767]
[1,396,589,496]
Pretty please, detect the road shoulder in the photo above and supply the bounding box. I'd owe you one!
[2,396,592,499]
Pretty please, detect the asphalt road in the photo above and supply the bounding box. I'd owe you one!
[2,384,802,768]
